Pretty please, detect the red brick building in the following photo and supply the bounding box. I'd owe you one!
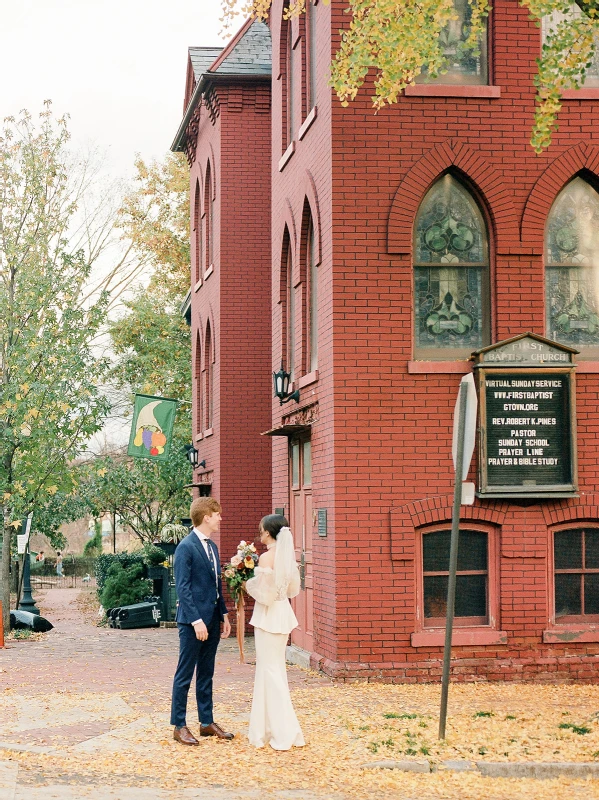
[174,2,599,682]
[173,20,273,564]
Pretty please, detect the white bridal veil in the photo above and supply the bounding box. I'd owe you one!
[273,526,298,594]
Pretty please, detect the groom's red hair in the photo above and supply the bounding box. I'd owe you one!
[190,497,222,527]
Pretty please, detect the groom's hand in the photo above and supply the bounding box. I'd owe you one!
[221,614,231,639]
[193,620,208,641]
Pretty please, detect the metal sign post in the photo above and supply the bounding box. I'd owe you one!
[439,374,477,740]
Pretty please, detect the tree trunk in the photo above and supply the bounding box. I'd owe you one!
[1,505,12,633]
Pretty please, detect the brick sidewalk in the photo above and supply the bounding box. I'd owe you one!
[1,587,325,696]
[0,588,330,800]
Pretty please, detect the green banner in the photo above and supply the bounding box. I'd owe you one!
[127,394,178,461]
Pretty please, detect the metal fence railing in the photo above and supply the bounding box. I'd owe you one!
[31,575,97,590]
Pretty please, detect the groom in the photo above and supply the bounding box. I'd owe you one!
[170,497,233,745]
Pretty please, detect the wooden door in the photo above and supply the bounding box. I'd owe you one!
[290,436,313,652]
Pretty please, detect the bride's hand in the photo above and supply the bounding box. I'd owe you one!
[221,614,231,639]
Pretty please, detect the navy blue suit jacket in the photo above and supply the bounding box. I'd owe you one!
[174,532,228,625]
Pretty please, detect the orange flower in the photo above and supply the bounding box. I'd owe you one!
[244,556,254,569]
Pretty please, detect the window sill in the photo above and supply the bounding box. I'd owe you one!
[194,433,203,442]
[407,361,473,374]
[562,88,599,99]
[203,265,214,280]
[194,279,202,292]
[298,370,318,389]
[411,628,507,647]
[405,85,501,98]
[298,106,317,141]
[278,141,295,172]
[204,428,213,438]
[543,625,599,643]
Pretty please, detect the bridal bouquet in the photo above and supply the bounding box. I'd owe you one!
[222,540,258,602]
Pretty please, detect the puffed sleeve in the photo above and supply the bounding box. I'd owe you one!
[245,569,277,606]
[287,563,301,599]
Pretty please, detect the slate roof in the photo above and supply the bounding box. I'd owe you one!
[189,47,224,81]
[210,19,271,76]
[172,19,271,152]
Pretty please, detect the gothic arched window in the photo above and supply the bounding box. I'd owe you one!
[414,174,490,359]
[545,177,599,355]
[194,179,202,285]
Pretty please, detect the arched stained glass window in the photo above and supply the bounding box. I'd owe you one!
[414,174,490,359]
[546,177,599,354]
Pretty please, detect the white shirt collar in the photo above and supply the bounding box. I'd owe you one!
[193,527,211,543]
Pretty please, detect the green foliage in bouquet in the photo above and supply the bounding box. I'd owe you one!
[99,562,151,610]
[222,540,259,603]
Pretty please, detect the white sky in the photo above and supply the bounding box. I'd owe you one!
[0,0,227,177]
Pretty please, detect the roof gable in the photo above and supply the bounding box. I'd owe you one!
[189,47,225,80]
[209,19,271,76]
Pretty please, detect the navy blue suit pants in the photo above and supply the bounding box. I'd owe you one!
[170,614,220,727]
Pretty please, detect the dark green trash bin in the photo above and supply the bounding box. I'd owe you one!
[115,601,161,629]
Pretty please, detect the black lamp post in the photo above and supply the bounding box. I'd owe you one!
[272,362,300,405]
[19,517,39,615]
[184,444,206,470]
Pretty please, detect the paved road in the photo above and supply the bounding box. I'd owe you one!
[0,588,329,800]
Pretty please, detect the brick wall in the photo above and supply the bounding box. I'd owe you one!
[265,0,599,680]
[189,79,272,571]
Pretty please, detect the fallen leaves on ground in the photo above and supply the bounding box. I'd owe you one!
[74,585,102,625]
[3,682,599,798]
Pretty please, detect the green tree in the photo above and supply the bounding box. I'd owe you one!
[0,105,111,630]
[80,451,192,544]
[228,0,599,151]
[83,520,103,557]
[78,154,193,542]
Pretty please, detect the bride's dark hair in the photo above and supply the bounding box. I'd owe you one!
[260,514,289,539]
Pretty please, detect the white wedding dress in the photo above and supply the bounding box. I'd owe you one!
[245,548,305,750]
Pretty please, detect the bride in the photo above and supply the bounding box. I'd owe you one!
[245,514,305,750]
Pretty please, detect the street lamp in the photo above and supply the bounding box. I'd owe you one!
[272,362,300,405]
[184,444,206,470]
[18,516,39,615]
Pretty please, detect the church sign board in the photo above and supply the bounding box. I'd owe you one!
[473,333,578,499]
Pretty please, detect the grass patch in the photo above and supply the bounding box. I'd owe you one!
[559,722,592,735]
[383,712,418,719]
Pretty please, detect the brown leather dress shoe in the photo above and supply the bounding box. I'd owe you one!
[173,725,199,746]
[200,722,234,740]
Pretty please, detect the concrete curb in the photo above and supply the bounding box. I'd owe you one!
[361,759,599,779]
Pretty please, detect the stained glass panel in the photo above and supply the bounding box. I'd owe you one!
[415,266,484,350]
[414,176,488,355]
[417,0,487,85]
[546,178,599,349]
[415,175,486,264]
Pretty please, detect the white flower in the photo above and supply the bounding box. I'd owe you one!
[231,554,242,567]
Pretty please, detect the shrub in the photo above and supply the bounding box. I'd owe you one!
[143,543,169,567]
[99,562,151,610]
[96,551,146,592]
